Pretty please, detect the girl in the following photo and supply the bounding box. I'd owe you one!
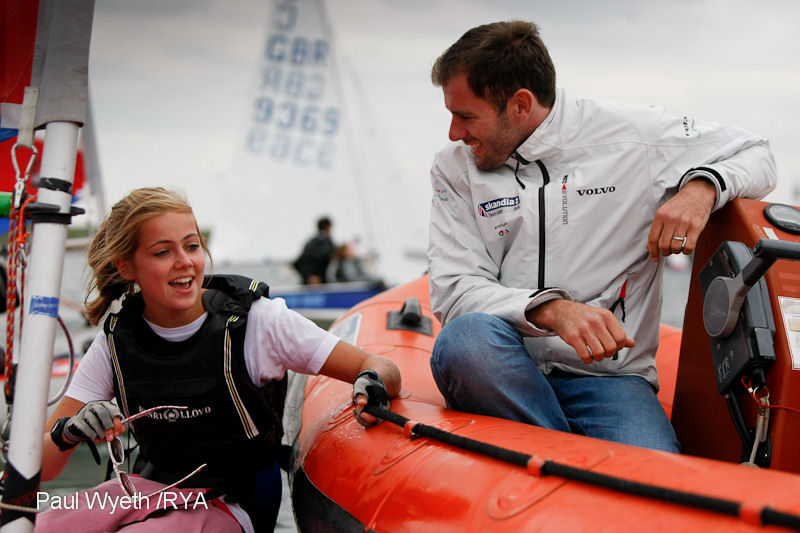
[40,187,401,532]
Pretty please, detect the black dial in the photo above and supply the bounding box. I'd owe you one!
[763,203,800,235]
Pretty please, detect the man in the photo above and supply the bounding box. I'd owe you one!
[293,216,335,284]
[427,21,776,452]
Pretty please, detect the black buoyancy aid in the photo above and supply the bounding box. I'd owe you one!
[103,274,287,497]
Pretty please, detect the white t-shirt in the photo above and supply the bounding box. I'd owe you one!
[65,296,340,533]
[67,296,339,402]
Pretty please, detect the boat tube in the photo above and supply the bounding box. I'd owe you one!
[288,198,800,532]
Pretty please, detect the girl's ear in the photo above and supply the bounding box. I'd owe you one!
[115,257,135,281]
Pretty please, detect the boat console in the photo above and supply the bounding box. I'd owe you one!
[673,199,800,472]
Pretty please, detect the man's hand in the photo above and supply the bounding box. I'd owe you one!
[352,370,390,427]
[647,178,716,261]
[526,299,635,363]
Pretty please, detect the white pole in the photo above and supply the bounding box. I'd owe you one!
[2,121,80,533]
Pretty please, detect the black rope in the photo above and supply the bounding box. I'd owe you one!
[364,405,800,530]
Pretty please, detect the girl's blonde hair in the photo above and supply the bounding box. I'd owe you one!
[84,187,210,325]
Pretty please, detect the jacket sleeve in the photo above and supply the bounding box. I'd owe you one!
[427,154,570,335]
[647,110,776,209]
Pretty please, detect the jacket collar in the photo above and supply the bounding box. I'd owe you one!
[506,88,566,167]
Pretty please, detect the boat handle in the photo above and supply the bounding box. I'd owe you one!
[399,297,422,326]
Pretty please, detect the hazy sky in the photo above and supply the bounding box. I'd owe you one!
[86,0,800,277]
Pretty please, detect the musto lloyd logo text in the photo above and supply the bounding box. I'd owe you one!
[477,196,520,217]
[144,406,212,421]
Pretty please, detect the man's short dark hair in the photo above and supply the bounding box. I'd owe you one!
[317,216,332,232]
[431,20,556,112]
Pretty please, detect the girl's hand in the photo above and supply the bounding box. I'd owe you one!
[352,370,390,427]
[62,400,123,443]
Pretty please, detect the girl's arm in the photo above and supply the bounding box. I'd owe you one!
[318,340,401,425]
[318,340,401,397]
[41,396,87,481]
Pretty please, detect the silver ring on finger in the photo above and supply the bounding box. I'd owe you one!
[672,236,687,249]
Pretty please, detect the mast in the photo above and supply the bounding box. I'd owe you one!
[1,122,81,533]
[0,1,95,530]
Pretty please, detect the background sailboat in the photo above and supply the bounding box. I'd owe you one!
[209,0,428,289]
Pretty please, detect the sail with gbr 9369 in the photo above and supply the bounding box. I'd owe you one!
[210,0,427,286]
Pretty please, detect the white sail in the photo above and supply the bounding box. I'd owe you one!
[210,0,426,285]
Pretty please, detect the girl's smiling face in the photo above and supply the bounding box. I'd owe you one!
[115,210,206,328]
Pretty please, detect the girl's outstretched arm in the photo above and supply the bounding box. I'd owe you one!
[318,340,401,397]
[41,397,86,481]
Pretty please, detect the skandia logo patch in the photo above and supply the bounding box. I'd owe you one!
[477,196,520,217]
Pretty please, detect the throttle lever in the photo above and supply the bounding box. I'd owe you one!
[703,239,800,338]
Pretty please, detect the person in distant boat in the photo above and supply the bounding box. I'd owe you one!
[427,21,776,453]
[293,216,335,284]
[334,242,384,287]
[39,188,401,532]
[335,243,364,282]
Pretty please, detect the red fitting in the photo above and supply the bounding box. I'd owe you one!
[526,455,545,477]
[739,500,763,526]
[403,421,418,440]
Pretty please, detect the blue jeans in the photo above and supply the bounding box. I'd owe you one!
[430,313,680,453]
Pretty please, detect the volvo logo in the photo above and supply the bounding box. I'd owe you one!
[576,186,615,196]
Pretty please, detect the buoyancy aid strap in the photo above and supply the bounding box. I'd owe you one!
[222,315,260,439]
[107,315,131,420]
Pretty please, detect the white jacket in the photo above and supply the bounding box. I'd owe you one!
[427,89,776,388]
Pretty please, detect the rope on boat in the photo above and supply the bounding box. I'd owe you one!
[1,146,38,463]
[364,405,800,530]
[3,142,38,397]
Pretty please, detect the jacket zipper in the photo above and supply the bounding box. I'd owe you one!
[534,160,550,288]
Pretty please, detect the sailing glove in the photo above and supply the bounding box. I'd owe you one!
[62,400,122,443]
[352,369,390,427]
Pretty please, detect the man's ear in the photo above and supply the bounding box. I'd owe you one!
[115,257,134,281]
[507,88,535,121]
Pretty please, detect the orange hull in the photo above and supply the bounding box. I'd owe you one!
[290,272,800,531]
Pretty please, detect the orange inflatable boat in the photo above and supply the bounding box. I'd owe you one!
[287,198,800,532]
